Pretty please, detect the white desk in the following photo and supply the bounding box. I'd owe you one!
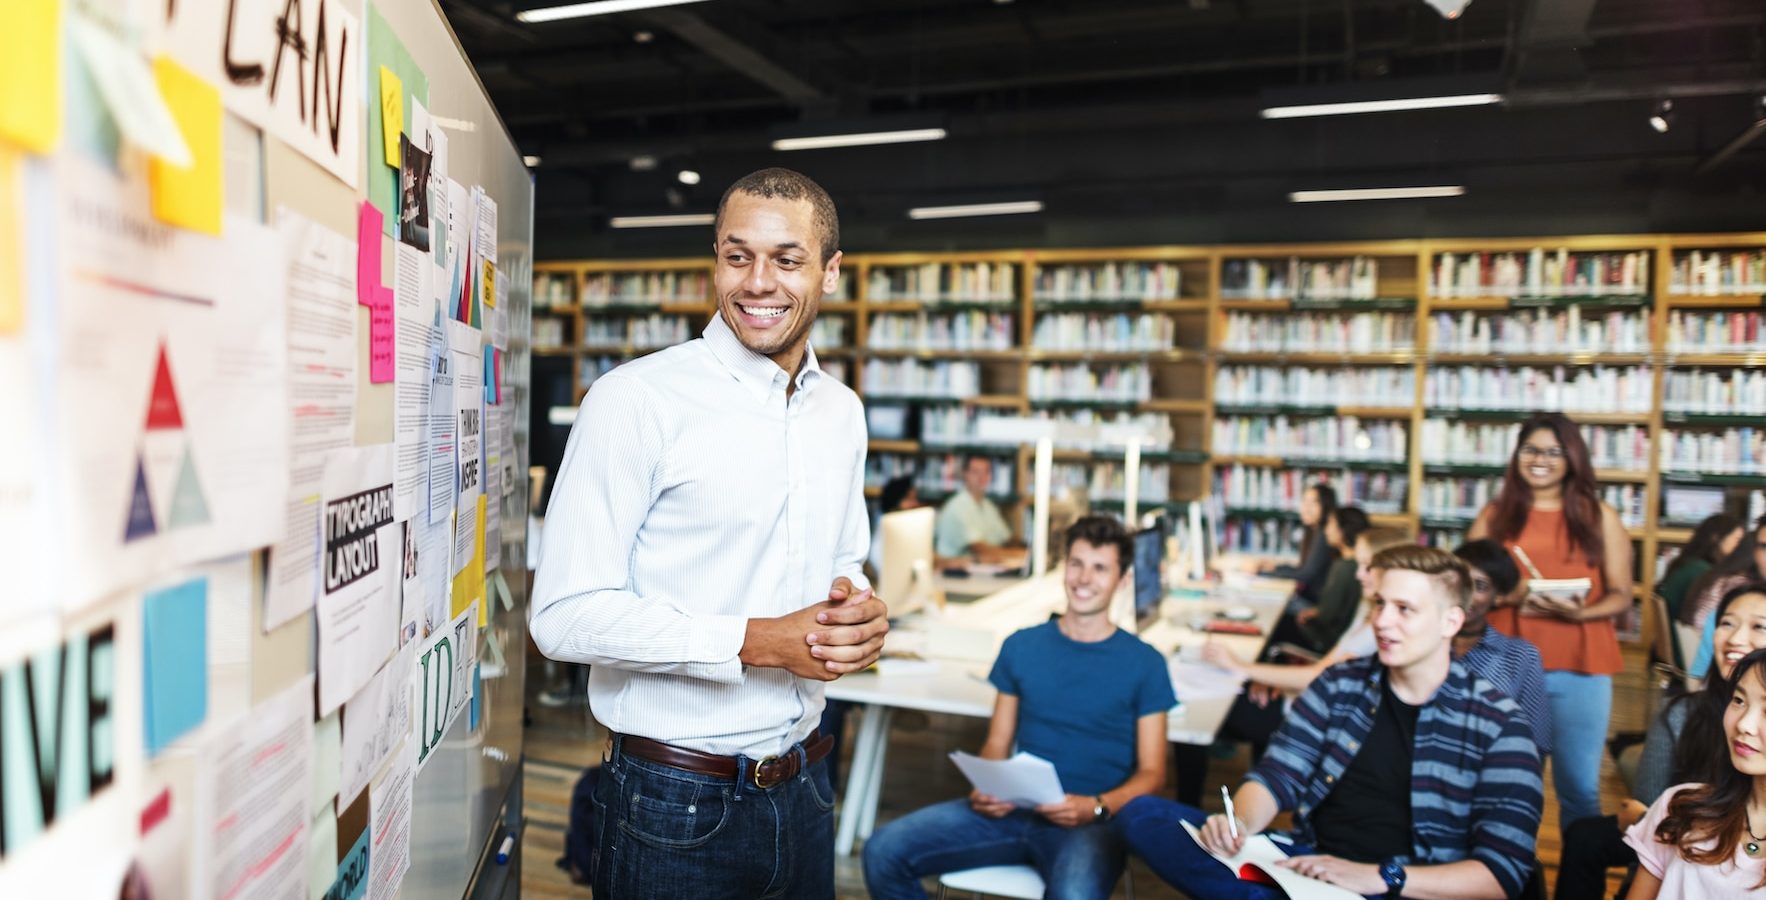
[826,571,1290,855]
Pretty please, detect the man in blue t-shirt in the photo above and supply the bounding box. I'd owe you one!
[863,516,1177,900]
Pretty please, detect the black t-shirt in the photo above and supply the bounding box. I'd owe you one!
[1310,678,1419,863]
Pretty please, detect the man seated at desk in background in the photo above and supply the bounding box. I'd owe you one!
[863,516,1175,900]
[934,456,1024,566]
[1117,545,1544,900]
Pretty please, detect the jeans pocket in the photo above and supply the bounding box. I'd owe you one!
[618,773,732,850]
[804,762,836,813]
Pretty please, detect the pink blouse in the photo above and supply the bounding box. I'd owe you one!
[1625,784,1766,895]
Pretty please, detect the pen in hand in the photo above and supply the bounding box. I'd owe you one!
[1222,786,1238,840]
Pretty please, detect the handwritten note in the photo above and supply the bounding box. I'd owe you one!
[370,286,395,384]
[149,58,223,236]
[379,66,403,169]
[0,0,61,153]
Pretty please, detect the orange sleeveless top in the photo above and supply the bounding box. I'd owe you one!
[1488,508,1623,675]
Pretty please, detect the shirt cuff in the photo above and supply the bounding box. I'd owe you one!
[686,614,749,684]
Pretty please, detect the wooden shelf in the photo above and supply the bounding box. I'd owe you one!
[1595,469,1652,483]
[1661,352,1766,366]
[819,302,861,313]
[865,347,1021,360]
[1656,527,1696,543]
[1217,350,1418,364]
[1427,409,1652,426]
[1213,455,1411,471]
[1142,398,1210,413]
[868,439,920,454]
[1428,352,1650,366]
[1215,403,1412,419]
[1663,294,1765,308]
[1026,349,1197,362]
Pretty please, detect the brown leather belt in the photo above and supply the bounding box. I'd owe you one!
[614,730,833,790]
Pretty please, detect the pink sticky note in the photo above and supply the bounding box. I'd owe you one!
[357,202,384,307]
[369,286,395,383]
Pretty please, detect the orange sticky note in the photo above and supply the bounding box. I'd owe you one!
[0,0,61,153]
[148,58,223,236]
[379,66,403,168]
[0,147,22,333]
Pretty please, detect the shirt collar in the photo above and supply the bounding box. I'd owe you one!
[703,311,821,402]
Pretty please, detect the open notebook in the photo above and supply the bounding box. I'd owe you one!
[1179,821,1364,900]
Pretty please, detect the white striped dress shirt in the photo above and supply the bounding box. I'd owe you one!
[531,313,871,758]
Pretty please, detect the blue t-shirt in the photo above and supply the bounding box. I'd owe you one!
[987,621,1177,796]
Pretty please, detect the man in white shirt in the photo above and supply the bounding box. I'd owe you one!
[934,456,1017,561]
[531,168,887,898]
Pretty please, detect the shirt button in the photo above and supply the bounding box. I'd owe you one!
[1325,775,1335,784]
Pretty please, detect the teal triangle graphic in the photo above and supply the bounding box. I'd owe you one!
[124,455,158,541]
[167,444,210,528]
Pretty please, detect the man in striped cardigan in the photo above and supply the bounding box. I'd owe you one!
[1117,545,1544,899]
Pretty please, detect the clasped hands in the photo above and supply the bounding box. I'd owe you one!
[739,576,889,681]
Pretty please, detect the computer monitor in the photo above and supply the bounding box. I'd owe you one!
[1132,524,1165,621]
[880,507,937,617]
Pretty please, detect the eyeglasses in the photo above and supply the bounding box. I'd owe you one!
[1471,577,1495,594]
[1518,446,1565,461]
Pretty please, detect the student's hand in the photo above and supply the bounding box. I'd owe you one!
[1275,855,1384,893]
[969,790,1014,818]
[809,581,889,675]
[1246,682,1280,708]
[1198,813,1248,857]
[1522,592,1583,619]
[1033,794,1095,828]
[1295,607,1319,626]
[1200,642,1245,673]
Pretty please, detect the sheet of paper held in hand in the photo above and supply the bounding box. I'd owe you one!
[1179,821,1364,900]
[948,751,1066,807]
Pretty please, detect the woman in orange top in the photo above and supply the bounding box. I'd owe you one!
[1468,412,1633,832]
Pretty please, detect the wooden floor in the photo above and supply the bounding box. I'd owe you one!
[520,647,1655,898]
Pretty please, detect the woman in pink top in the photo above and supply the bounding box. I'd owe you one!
[1624,646,1766,897]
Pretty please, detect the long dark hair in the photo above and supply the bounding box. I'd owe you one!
[1483,413,1604,568]
[1671,583,1766,787]
[1657,646,1766,888]
[1688,517,1766,617]
[1331,506,1370,554]
[1297,482,1339,563]
[1665,513,1746,583]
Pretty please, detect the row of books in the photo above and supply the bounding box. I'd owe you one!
[1429,309,1650,354]
[582,271,710,305]
[1220,257,1381,300]
[534,317,569,350]
[1418,421,1653,471]
[1662,369,1766,415]
[1670,249,1766,295]
[536,272,575,309]
[1420,477,1645,526]
[868,263,1018,302]
[1033,262,1184,301]
[810,318,849,349]
[1212,365,1415,408]
[1220,311,1416,353]
[1219,517,1302,555]
[865,453,1016,496]
[867,312,1016,351]
[1030,313,1180,351]
[1422,365,1655,413]
[1664,311,1766,353]
[1052,463,1173,503]
[1027,363,1151,403]
[578,354,621,390]
[1660,428,1766,475]
[1431,249,1651,298]
[862,359,982,398]
[583,315,695,349]
[823,360,850,385]
[1211,416,1409,463]
[915,407,1173,452]
[1213,465,1408,516]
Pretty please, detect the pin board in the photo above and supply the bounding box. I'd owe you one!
[0,1,533,897]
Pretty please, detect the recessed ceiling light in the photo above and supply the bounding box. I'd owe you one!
[1262,93,1502,118]
[677,169,701,185]
[1649,99,1674,133]
[629,155,658,171]
[772,128,947,151]
[907,201,1043,220]
[609,213,716,228]
[523,155,542,167]
[634,30,654,43]
[1288,185,1465,202]
[517,0,711,24]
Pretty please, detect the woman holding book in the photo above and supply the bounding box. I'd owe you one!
[1467,412,1633,830]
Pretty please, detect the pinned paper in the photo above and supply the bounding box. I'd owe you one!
[378,66,403,169]
[149,58,223,236]
[492,570,514,612]
[69,16,191,166]
[480,259,496,308]
[367,4,427,237]
[369,286,395,383]
[0,148,21,333]
[0,0,61,153]
[450,495,488,626]
[144,577,209,755]
[357,202,384,307]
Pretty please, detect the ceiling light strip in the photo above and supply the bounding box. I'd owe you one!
[772,128,948,151]
[609,213,716,228]
[908,201,1043,220]
[517,0,710,24]
[1261,93,1503,119]
[1289,186,1465,203]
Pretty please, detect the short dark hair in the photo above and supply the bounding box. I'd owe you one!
[1453,539,1521,597]
[1331,506,1370,550]
[714,168,840,265]
[880,475,916,514]
[1371,544,1472,612]
[1065,515,1133,575]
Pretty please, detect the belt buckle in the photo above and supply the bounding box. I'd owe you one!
[752,755,784,790]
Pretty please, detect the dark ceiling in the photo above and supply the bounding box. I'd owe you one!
[444,0,1766,258]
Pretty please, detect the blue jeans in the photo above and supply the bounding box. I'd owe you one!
[862,798,1126,900]
[1544,670,1612,829]
[1115,797,1305,900]
[592,735,835,899]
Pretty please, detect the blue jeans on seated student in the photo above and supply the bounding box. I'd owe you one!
[862,798,1126,900]
[1115,797,1381,900]
[592,740,835,899]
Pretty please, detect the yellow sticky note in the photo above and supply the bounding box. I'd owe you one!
[0,147,21,333]
[148,58,223,236]
[379,66,403,168]
[481,260,496,308]
[0,0,61,153]
[450,495,489,627]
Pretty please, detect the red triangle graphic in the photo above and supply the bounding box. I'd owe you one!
[145,342,184,430]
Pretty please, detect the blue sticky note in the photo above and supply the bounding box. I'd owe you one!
[143,576,208,756]
[469,662,482,731]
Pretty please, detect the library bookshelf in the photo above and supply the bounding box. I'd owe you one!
[536,233,1766,630]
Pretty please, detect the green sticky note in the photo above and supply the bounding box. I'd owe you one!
[366,2,427,239]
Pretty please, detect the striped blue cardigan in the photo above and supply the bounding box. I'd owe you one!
[1246,655,1544,897]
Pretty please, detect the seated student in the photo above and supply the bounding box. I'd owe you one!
[863,516,1174,900]
[1657,514,1744,626]
[1558,583,1766,898]
[1262,482,1339,605]
[1119,545,1544,900]
[1452,539,1553,754]
[1293,506,1371,653]
[1686,516,1766,678]
[1622,646,1766,897]
[933,456,1018,564]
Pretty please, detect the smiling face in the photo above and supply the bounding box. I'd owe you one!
[1714,592,1766,679]
[1371,568,1465,671]
[1723,663,1766,776]
[1514,427,1568,492]
[1299,486,1323,527]
[712,191,840,371]
[1064,539,1124,618]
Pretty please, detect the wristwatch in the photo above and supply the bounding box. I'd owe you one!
[1379,858,1407,898]
[1091,796,1109,823]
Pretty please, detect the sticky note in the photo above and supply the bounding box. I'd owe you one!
[369,286,395,383]
[450,496,488,625]
[379,66,403,169]
[0,0,61,153]
[144,577,209,756]
[69,16,190,166]
[148,58,223,236]
[357,202,383,307]
[481,259,496,308]
[0,148,21,333]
